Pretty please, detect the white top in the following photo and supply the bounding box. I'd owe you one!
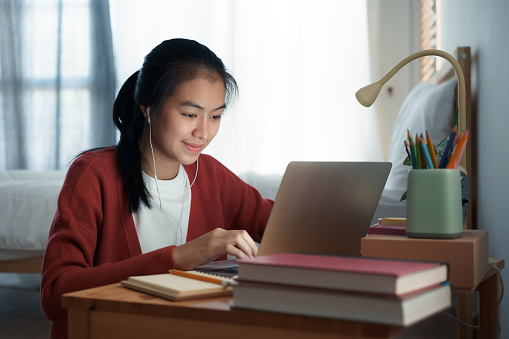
[133,165,192,253]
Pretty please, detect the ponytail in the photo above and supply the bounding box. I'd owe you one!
[113,71,150,212]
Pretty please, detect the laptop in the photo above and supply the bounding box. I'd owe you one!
[195,161,391,275]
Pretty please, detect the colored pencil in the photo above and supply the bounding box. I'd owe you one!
[420,136,435,169]
[415,133,422,169]
[438,126,458,168]
[407,130,417,169]
[446,130,469,169]
[404,140,412,163]
[426,131,439,169]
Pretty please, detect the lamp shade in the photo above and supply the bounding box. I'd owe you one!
[355,81,383,107]
[355,49,466,128]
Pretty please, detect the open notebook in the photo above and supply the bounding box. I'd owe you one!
[197,161,391,276]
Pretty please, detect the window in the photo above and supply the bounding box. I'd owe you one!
[419,0,441,81]
[0,0,115,169]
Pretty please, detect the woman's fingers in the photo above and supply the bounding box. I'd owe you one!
[223,231,258,259]
[173,228,258,270]
[225,243,249,260]
[235,230,258,258]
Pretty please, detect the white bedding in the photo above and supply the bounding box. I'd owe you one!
[0,167,406,262]
[0,170,65,260]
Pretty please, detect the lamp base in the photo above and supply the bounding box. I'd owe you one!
[406,169,463,240]
[406,231,462,239]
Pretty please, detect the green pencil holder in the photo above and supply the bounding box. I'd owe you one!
[406,169,463,239]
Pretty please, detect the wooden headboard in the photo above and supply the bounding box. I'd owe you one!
[428,46,475,229]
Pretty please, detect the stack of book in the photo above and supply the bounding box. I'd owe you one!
[233,253,451,327]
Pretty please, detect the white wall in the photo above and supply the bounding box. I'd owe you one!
[439,0,509,336]
[367,0,420,159]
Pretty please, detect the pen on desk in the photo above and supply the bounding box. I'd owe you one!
[426,131,439,169]
[420,136,435,169]
[170,269,232,286]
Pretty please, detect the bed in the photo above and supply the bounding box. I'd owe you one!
[0,47,473,274]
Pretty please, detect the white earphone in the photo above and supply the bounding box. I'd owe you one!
[147,109,151,124]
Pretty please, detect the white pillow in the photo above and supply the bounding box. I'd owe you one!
[384,78,456,201]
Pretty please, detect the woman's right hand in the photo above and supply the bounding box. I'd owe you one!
[172,228,258,271]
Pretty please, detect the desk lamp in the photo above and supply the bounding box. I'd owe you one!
[356,49,467,239]
[355,49,466,132]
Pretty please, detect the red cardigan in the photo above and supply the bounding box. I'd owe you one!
[40,147,273,338]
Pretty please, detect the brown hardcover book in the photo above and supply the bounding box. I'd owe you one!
[361,229,488,292]
[233,281,452,327]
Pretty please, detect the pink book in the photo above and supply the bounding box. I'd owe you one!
[367,224,406,235]
[236,253,447,296]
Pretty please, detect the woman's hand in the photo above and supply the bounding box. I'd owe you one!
[172,228,258,271]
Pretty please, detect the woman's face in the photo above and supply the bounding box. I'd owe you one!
[144,76,226,179]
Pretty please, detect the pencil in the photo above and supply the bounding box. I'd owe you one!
[170,269,231,286]
[426,131,439,169]
[420,136,435,169]
[446,130,469,169]
[439,126,458,168]
[419,134,427,169]
[404,140,411,163]
[414,133,422,169]
[407,130,417,169]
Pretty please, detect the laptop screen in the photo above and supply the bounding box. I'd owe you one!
[257,161,391,257]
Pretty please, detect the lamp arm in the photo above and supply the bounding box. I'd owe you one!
[379,49,466,129]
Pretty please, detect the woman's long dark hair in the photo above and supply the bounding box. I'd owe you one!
[112,38,238,213]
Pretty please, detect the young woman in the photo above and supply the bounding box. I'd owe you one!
[40,38,274,338]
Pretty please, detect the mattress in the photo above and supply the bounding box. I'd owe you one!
[0,170,65,261]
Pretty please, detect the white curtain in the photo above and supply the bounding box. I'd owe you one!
[0,0,381,173]
[110,0,383,175]
[0,0,116,170]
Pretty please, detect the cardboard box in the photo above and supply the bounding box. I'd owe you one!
[361,230,488,292]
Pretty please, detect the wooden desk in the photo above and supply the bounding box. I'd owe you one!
[361,232,504,339]
[476,258,504,339]
[63,283,405,339]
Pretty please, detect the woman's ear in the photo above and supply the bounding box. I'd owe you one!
[140,106,151,124]
[140,106,148,119]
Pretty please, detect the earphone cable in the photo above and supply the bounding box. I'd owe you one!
[149,124,185,244]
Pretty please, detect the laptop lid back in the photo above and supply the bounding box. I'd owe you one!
[257,161,391,257]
